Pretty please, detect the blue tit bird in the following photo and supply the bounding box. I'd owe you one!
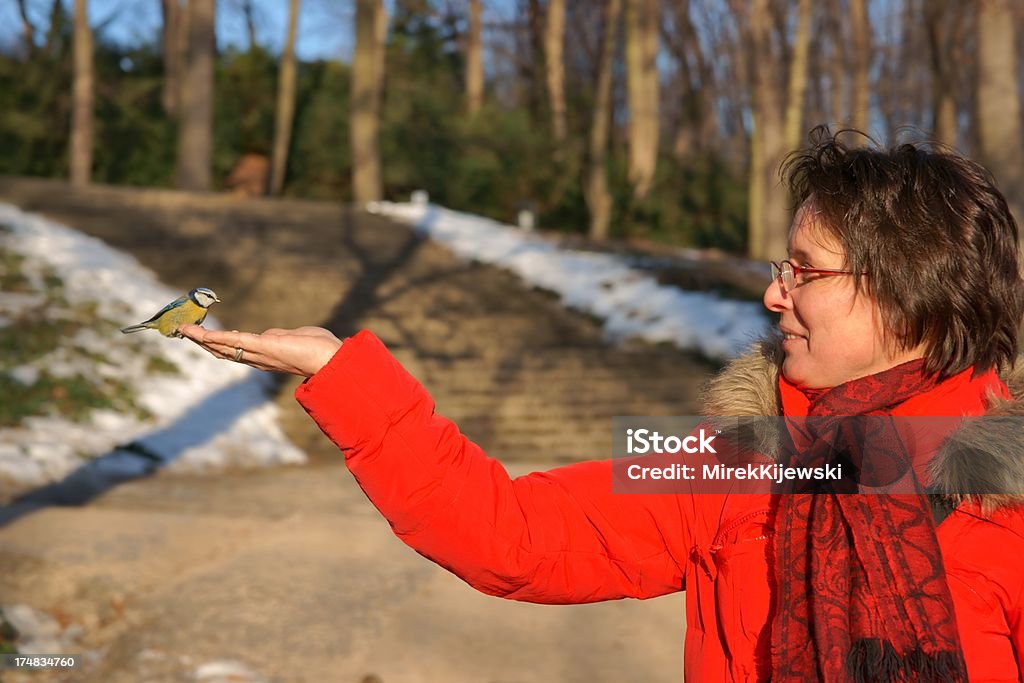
[120,287,221,338]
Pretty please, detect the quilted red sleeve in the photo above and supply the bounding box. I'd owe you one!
[295,330,692,604]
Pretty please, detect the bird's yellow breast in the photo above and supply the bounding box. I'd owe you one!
[156,301,209,336]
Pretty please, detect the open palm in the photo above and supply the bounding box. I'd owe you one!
[178,324,343,377]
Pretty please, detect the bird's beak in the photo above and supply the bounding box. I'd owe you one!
[214,297,221,303]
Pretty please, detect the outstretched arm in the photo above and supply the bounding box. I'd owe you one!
[181,325,693,604]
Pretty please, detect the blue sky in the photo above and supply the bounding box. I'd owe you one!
[2,0,358,61]
[1,0,520,62]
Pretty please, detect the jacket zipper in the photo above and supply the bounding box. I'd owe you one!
[711,508,772,552]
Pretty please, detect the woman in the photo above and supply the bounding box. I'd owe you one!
[182,129,1024,682]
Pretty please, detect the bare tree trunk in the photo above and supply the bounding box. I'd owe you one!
[670,60,697,161]
[269,0,301,196]
[175,0,215,191]
[624,0,659,200]
[694,46,719,150]
[44,0,65,58]
[783,0,812,153]
[544,0,567,142]
[521,0,546,120]
[161,0,178,114]
[977,0,1024,228]
[720,0,752,169]
[807,12,828,129]
[586,0,622,240]
[849,0,871,134]
[663,0,693,159]
[466,0,484,115]
[828,0,846,124]
[16,0,36,58]
[666,0,720,162]
[70,0,93,186]
[351,0,387,204]
[873,0,911,141]
[926,0,958,146]
[161,0,188,117]
[242,0,258,49]
[748,111,764,254]
[749,0,788,258]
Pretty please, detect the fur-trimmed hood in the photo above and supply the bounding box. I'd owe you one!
[700,335,1024,513]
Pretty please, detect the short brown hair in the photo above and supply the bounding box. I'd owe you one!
[782,126,1024,378]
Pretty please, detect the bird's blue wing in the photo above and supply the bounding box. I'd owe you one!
[140,295,190,324]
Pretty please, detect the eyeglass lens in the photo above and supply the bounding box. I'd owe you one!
[771,261,793,289]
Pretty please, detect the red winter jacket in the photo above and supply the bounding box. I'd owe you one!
[296,330,1024,682]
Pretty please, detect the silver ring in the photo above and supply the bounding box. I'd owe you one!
[233,347,244,362]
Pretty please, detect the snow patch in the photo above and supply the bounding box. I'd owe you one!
[368,201,770,359]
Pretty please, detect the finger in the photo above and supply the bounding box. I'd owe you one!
[202,346,233,362]
[191,328,262,349]
[202,341,243,360]
[182,336,225,357]
[261,328,290,336]
[179,326,217,344]
[200,342,278,369]
[178,324,242,344]
[178,324,208,340]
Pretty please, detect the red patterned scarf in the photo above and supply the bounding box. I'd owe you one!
[770,359,968,682]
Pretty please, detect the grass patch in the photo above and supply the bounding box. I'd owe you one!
[0,247,30,292]
[72,347,112,365]
[0,614,17,655]
[43,271,63,290]
[0,371,150,427]
[145,355,180,375]
[0,244,65,294]
[0,315,84,367]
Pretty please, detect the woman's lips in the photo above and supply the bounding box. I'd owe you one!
[781,329,806,345]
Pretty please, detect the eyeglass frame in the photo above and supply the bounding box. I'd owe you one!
[769,259,865,292]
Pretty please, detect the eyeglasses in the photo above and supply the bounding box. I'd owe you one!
[769,259,863,292]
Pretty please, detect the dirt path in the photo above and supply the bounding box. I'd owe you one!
[0,179,715,682]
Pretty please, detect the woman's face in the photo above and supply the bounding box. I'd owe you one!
[762,204,921,389]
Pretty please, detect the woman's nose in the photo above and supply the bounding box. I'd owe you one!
[763,277,792,313]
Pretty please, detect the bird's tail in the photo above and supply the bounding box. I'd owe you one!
[120,323,151,334]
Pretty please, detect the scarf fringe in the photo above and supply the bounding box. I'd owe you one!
[847,638,968,683]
